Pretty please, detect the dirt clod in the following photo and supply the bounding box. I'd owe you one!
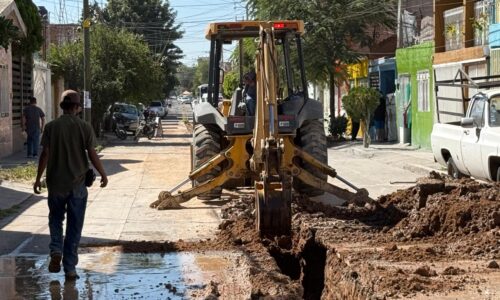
[442,266,465,276]
[414,265,438,277]
[487,260,499,269]
[385,244,398,251]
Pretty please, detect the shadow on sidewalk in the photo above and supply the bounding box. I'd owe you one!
[98,158,142,177]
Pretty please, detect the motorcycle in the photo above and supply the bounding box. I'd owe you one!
[113,115,128,140]
[134,110,158,140]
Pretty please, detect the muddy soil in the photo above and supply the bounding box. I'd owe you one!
[90,173,499,299]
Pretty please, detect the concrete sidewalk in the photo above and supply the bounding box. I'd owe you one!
[325,141,443,200]
[0,150,38,214]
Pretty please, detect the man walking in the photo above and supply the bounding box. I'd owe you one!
[34,90,108,280]
[22,96,45,158]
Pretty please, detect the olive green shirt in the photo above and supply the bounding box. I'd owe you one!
[41,115,96,193]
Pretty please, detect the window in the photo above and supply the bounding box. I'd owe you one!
[469,98,485,128]
[417,71,430,112]
[0,65,8,117]
[358,78,369,87]
[490,96,500,127]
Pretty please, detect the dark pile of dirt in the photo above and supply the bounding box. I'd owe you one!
[291,173,499,298]
[382,173,499,238]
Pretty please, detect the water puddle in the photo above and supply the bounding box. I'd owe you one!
[0,250,250,299]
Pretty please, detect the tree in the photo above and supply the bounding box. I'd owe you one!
[229,38,258,74]
[222,71,239,98]
[342,87,380,148]
[103,0,183,96]
[14,0,43,57]
[49,25,164,131]
[176,63,195,93]
[247,0,396,117]
[0,16,19,50]
[192,57,210,96]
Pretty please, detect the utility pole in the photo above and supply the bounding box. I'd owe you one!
[396,0,402,48]
[83,0,91,123]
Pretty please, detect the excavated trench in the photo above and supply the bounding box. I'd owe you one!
[211,172,499,299]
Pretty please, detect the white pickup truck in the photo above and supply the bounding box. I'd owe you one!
[431,90,500,182]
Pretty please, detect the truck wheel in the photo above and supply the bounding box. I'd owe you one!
[192,124,222,200]
[293,119,328,197]
[447,157,464,179]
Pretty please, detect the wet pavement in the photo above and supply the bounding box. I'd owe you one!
[0,250,250,299]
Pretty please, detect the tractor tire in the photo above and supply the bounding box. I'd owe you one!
[192,124,223,200]
[293,119,328,197]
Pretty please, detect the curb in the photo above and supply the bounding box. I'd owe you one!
[402,163,445,176]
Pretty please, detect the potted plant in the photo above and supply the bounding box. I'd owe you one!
[471,12,489,45]
[445,23,460,49]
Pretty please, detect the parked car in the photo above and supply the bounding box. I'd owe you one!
[180,96,192,104]
[103,103,140,133]
[431,90,500,181]
[148,100,167,118]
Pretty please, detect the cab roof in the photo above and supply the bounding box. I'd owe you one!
[205,20,304,40]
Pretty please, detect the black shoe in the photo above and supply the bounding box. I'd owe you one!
[65,270,80,280]
[48,252,62,273]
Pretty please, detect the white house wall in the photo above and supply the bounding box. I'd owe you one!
[33,61,52,123]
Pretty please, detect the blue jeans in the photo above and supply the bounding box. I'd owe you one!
[246,96,256,116]
[27,130,40,157]
[47,182,88,273]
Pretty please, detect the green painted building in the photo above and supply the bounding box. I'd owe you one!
[395,42,435,149]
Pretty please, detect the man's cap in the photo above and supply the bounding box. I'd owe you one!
[60,90,81,108]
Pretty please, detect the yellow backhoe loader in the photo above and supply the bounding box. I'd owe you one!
[151,20,373,236]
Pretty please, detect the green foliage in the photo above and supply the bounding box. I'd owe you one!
[0,16,19,50]
[0,162,37,182]
[248,0,396,113]
[223,71,240,98]
[328,115,348,139]
[342,87,380,147]
[103,0,183,95]
[230,38,258,73]
[192,57,209,96]
[14,0,43,57]
[176,63,196,92]
[49,25,164,127]
[342,87,380,121]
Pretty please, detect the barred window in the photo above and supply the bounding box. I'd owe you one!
[417,71,430,112]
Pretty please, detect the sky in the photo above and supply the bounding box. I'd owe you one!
[32,0,248,65]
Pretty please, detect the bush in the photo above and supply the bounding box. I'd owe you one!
[328,115,348,139]
[342,87,380,147]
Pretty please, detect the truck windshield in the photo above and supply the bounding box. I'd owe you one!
[490,96,500,127]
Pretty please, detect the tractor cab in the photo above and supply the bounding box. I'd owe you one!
[195,20,321,136]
